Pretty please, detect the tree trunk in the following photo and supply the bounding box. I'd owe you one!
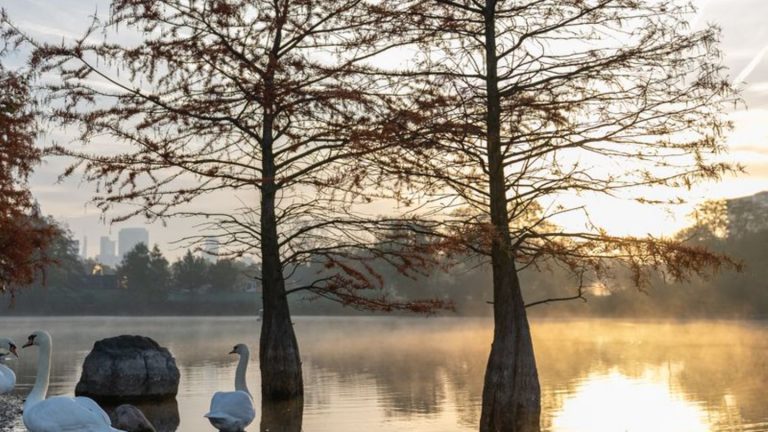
[479,259,541,431]
[259,110,304,401]
[260,397,304,432]
[479,1,541,430]
[259,205,303,400]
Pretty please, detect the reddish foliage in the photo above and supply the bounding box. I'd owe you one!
[0,64,55,293]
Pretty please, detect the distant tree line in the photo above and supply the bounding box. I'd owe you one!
[114,243,257,295]
[4,222,262,314]
[5,205,767,319]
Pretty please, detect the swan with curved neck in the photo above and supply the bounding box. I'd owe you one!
[233,344,250,396]
[0,337,17,394]
[22,331,124,432]
[205,343,256,432]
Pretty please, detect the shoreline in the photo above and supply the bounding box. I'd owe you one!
[0,394,23,431]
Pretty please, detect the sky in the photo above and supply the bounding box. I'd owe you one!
[3,0,768,259]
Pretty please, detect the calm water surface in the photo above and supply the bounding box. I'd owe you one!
[0,316,766,431]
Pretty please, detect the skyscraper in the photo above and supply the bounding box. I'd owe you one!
[97,236,118,266]
[202,237,220,262]
[118,228,150,258]
[81,236,88,259]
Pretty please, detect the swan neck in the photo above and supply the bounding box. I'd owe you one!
[25,338,51,410]
[234,350,250,395]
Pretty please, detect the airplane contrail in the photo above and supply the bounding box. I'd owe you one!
[734,44,768,85]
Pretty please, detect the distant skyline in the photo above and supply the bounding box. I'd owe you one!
[117,228,149,260]
[4,0,768,256]
[96,235,117,266]
[79,227,149,263]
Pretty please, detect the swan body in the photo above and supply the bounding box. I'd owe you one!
[206,391,255,432]
[22,330,124,432]
[0,361,16,394]
[23,396,122,431]
[0,338,17,394]
[205,344,256,432]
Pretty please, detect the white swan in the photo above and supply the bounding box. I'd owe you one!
[21,330,124,432]
[205,343,256,432]
[0,337,17,394]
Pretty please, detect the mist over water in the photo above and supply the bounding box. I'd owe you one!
[1,316,766,431]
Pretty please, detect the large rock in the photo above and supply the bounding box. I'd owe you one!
[75,335,180,401]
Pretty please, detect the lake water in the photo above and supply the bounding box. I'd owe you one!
[0,316,766,431]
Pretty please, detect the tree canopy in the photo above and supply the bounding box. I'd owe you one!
[383,0,739,291]
[369,1,740,430]
[0,48,55,294]
[6,0,449,311]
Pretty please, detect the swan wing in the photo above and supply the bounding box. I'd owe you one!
[74,396,114,425]
[0,364,15,394]
[205,390,256,430]
[23,396,124,432]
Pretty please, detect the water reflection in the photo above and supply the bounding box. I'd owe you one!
[553,369,709,432]
[0,317,766,431]
[103,399,180,432]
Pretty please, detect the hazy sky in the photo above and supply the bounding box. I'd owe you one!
[4,0,768,259]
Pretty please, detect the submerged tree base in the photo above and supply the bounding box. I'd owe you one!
[480,338,541,432]
[260,281,304,401]
[481,246,541,432]
[261,397,304,432]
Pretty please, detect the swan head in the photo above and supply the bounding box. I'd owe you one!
[229,343,249,356]
[22,331,51,349]
[0,338,17,358]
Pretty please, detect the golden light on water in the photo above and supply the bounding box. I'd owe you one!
[4,318,768,431]
[552,369,710,432]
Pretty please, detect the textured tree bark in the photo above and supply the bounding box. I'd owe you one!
[259,110,303,401]
[479,1,541,430]
[259,204,303,400]
[261,397,304,432]
[479,259,541,432]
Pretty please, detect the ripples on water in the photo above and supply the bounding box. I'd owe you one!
[1,316,766,431]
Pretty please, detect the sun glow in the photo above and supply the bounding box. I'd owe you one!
[552,369,710,432]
